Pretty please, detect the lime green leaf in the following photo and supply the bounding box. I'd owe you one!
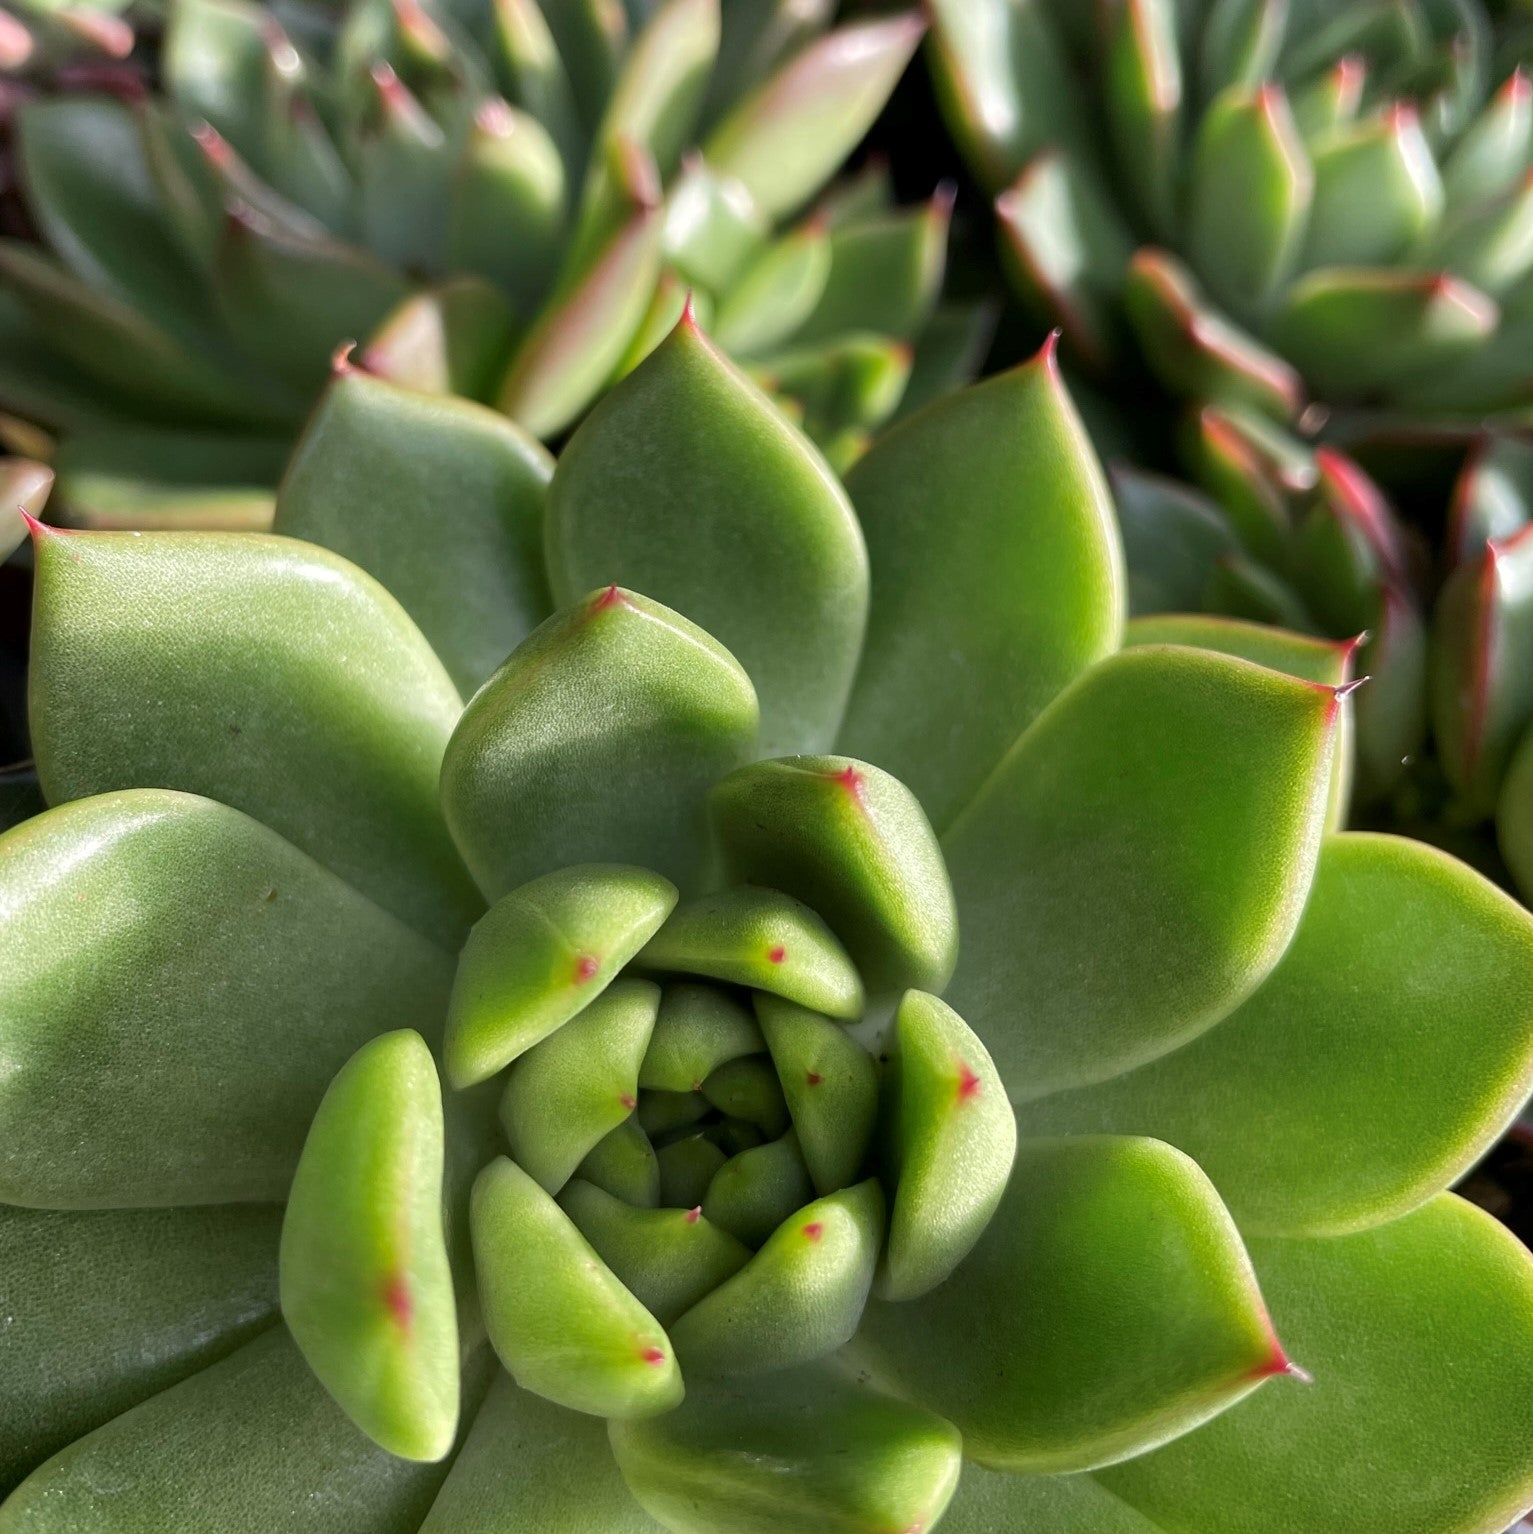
[877,990,1017,1301]
[0,1203,280,1496]
[757,994,877,1196]
[939,1463,1160,1534]
[703,14,924,219]
[1443,69,1533,208]
[944,646,1339,1098]
[440,587,757,901]
[710,220,832,358]
[578,1117,662,1208]
[1098,1196,1533,1534]
[1031,834,1533,1235]
[280,1032,458,1462]
[444,864,676,1089]
[471,1156,683,1418]
[0,790,452,1207]
[855,1136,1285,1473]
[500,979,660,1192]
[545,314,866,756]
[668,1179,882,1374]
[700,1130,816,1247]
[561,1180,752,1325]
[1102,0,1184,239]
[640,983,764,1093]
[640,1089,712,1142]
[637,886,864,1020]
[274,366,553,695]
[658,1133,729,1208]
[701,1055,790,1138]
[663,152,768,291]
[420,1372,664,1533]
[609,1365,961,1534]
[839,349,1123,830]
[711,755,955,996]
[28,526,477,946]
[0,1327,457,1533]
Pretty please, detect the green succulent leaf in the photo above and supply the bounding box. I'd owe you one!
[0,1203,280,1495]
[938,1462,1161,1534]
[0,458,53,559]
[279,1030,458,1462]
[701,1055,791,1138]
[444,864,676,1090]
[1442,69,1533,208]
[709,219,833,358]
[1031,833,1533,1236]
[608,1364,961,1534]
[711,755,956,996]
[274,366,553,695]
[944,645,1339,1098]
[1102,0,1184,240]
[1111,463,1241,616]
[578,1116,663,1208]
[877,990,1018,1302]
[854,1135,1287,1474]
[840,349,1124,830]
[700,1130,815,1247]
[657,1133,729,1208]
[500,979,660,1192]
[440,587,757,901]
[0,790,452,1207]
[28,526,477,946]
[639,983,764,1093]
[1098,1196,1533,1534]
[0,1327,460,1534]
[544,314,867,756]
[668,1179,883,1374]
[471,1156,683,1418]
[637,885,864,1020]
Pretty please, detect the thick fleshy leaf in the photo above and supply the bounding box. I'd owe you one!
[0,1203,280,1495]
[1443,69,1533,208]
[877,990,1017,1302]
[1431,523,1533,815]
[355,65,451,276]
[701,1055,790,1138]
[0,458,52,559]
[274,366,553,695]
[700,1129,815,1246]
[854,1136,1287,1473]
[944,645,1339,1097]
[500,979,660,1192]
[1450,431,1533,562]
[1111,463,1240,616]
[709,219,832,358]
[1030,834,1533,1236]
[560,1180,751,1325]
[443,864,676,1089]
[470,1156,682,1418]
[1097,1196,1533,1534]
[757,994,876,1196]
[1182,402,1304,565]
[489,0,584,172]
[28,527,477,946]
[0,790,452,1207]
[940,1464,1161,1534]
[667,1179,882,1374]
[419,1371,664,1533]
[440,587,757,900]
[280,1031,458,1462]
[637,885,864,1020]
[544,314,867,756]
[1102,0,1184,239]
[839,345,1123,830]
[361,280,520,404]
[0,1327,458,1533]
[702,14,924,220]
[639,984,763,1093]
[658,1133,729,1208]
[609,1365,961,1534]
[579,1117,663,1208]
[1353,583,1428,805]
[711,755,955,996]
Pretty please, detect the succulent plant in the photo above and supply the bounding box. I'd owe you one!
[4,308,1533,1533]
[928,0,1533,433]
[0,0,136,78]
[0,0,982,528]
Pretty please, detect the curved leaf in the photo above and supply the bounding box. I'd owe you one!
[0,790,453,1207]
[544,314,867,756]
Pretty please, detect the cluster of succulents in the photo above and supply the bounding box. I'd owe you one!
[3,310,1533,1533]
[0,0,987,528]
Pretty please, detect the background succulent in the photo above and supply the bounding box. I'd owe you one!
[3,309,1533,1532]
[0,0,986,528]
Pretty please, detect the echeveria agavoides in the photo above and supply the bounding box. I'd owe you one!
[4,311,1533,1534]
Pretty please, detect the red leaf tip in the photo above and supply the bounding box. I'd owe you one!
[641,1346,667,1365]
[806,1071,825,1086]
[802,1221,824,1241]
[685,1206,702,1224]
[331,340,359,376]
[619,1092,636,1110]
[956,1062,982,1103]
[680,289,700,330]
[18,507,52,540]
[574,954,600,984]
[382,1275,413,1329]
[767,945,787,965]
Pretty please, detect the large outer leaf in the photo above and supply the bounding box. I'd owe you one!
[0,1203,280,1495]
[943,646,1339,1098]
[0,1328,457,1534]
[838,346,1124,830]
[1097,1196,1533,1534]
[854,1136,1286,1474]
[440,588,757,901]
[0,791,453,1207]
[544,315,867,756]
[274,369,553,695]
[609,1364,961,1534]
[940,1465,1160,1533]
[419,1374,664,1532]
[1028,834,1533,1236]
[28,528,477,946]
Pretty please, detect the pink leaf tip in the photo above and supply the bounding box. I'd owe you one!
[767,945,787,965]
[573,954,600,984]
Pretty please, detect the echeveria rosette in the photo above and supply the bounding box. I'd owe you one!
[1,313,1532,1534]
[0,0,978,528]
